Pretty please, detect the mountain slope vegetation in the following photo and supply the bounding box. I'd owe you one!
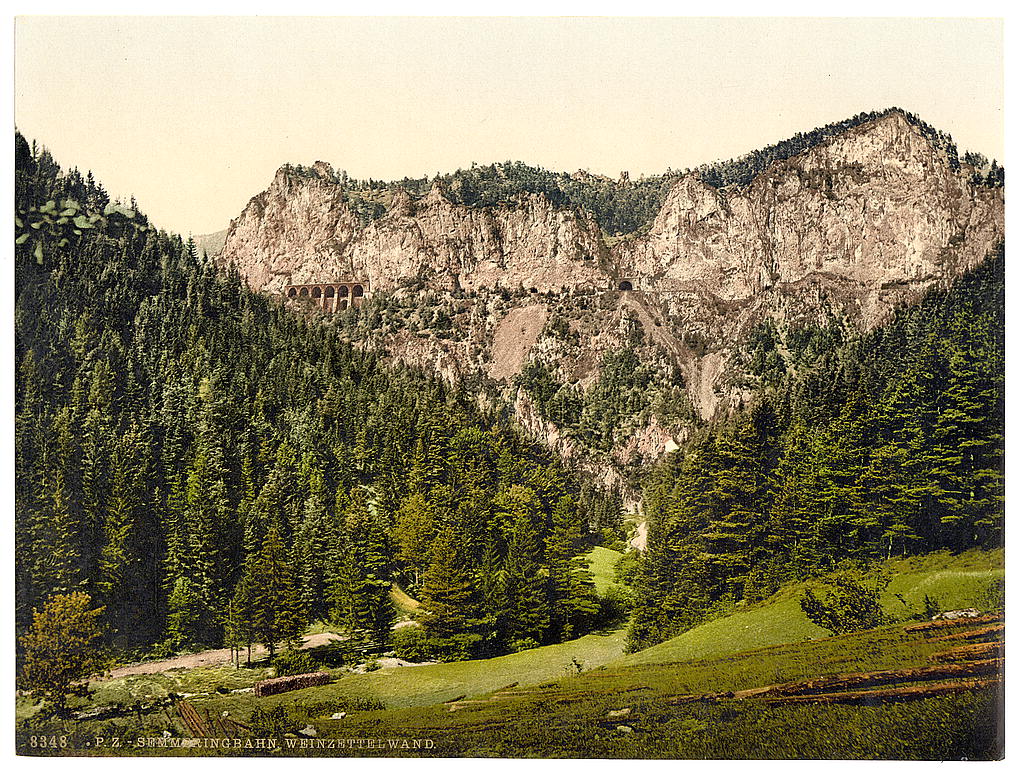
[16,549,1003,759]
[14,132,620,662]
[627,252,1004,650]
[280,107,1003,239]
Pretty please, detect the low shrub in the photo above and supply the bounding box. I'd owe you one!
[295,697,386,720]
[800,569,891,634]
[392,628,484,662]
[392,627,431,662]
[305,640,355,667]
[273,649,318,677]
[596,585,632,627]
[979,577,1005,613]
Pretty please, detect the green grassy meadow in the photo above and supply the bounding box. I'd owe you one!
[211,626,628,713]
[621,548,1003,668]
[882,550,1004,612]
[584,546,624,594]
[314,621,1000,759]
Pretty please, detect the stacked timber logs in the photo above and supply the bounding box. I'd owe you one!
[929,642,1004,662]
[176,700,210,736]
[665,660,1003,707]
[903,614,1002,633]
[254,671,332,698]
[175,700,251,737]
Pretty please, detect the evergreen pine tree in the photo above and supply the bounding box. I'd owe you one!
[419,528,477,643]
[243,526,306,659]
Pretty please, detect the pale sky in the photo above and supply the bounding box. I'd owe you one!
[14,16,1004,236]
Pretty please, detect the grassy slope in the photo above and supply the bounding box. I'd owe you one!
[320,619,1001,758]
[36,546,630,722]
[883,550,1003,611]
[16,548,1003,758]
[218,628,628,713]
[390,583,422,614]
[210,547,629,711]
[305,550,1002,759]
[585,546,624,594]
[616,548,1003,668]
[617,592,828,668]
[34,615,1000,759]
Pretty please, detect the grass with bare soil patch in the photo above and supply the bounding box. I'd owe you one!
[15,549,1002,759]
[390,583,422,615]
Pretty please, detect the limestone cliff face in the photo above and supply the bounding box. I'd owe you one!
[223,111,1001,314]
[619,112,1003,322]
[220,162,362,291]
[217,111,1004,476]
[221,166,610,295]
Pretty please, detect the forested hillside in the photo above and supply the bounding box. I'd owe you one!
[627,252,1004,651]
[12,121,1004,669]
[282,159,682,237]
[14,133,619,661]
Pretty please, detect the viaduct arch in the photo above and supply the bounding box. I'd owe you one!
[284,281,368,312]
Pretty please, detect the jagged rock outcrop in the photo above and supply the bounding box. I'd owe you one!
[223,111,1001,314]
[219,164,362,291]
[619,112,1002,322]
[221,168,611,295]
[216,111,1004,475]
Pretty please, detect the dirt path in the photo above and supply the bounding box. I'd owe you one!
[99,632,346,680]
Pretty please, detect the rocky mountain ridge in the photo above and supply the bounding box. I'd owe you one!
[220,163,612,295]
[215,109,1004,482]
[619,112,1001,302]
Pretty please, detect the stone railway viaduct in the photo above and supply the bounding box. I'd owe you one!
[284,281,367,312]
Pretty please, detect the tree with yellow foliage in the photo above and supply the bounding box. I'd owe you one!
[19,592,107,714]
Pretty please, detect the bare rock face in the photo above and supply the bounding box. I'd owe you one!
[223,112,1001,316]
[221,173,610,295]
[217,112,1004,475]
[619,112,1003,326]
[221,163,362,293]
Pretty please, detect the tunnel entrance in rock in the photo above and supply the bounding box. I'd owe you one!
[618,280,634,291]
